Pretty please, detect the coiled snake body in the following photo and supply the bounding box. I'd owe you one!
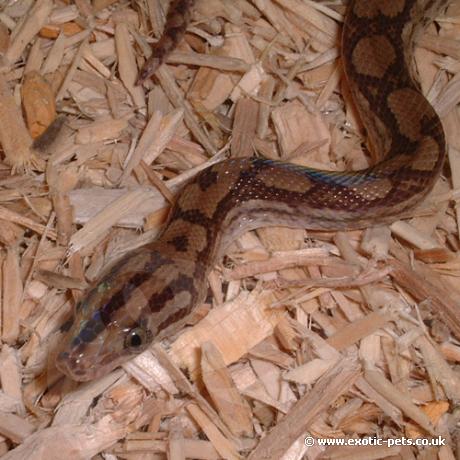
[56,0,448,381]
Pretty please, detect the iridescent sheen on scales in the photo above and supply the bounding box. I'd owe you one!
[56,0,448,381]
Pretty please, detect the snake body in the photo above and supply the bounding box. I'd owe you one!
[56,0,448,381]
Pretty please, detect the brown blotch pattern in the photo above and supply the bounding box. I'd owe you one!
[351,88,392,158]
[177,164,244,219]
[176,183,203,213]
[168,235,189,252]
[353,0,405,18]
[353,178,394,201]
[58,0,448,383]
[412,136,441,171]
[157,290,192,321]
[373,154,412,175]
[162,219,208,255]
[352,35,396,78]
[256,167,312,194]
[387,88,429,141]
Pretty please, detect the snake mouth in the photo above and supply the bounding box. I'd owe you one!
[55,343,128,382]
[55,351,96,382]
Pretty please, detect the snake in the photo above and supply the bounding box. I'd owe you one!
[55,0,448,381]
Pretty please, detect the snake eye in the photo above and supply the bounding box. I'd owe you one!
[124,327,149,352]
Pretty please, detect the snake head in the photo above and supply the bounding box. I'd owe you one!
[55,246,197,381]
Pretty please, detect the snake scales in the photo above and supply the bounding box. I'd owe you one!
[56,0,448,381]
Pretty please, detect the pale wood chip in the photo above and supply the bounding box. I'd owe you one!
[0,412,35,445]
[2,248,23,344]
[0,75,34,170]
[68,188,157,254]
[114,22,146,112]
[186,403,241,460]
[326,311,394,351]
[247,358,360,459]
[364,367,436,435]
[170,289,285,378]
[231,97,259,157]
[201,341,253,437]
[5,0,53,65]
